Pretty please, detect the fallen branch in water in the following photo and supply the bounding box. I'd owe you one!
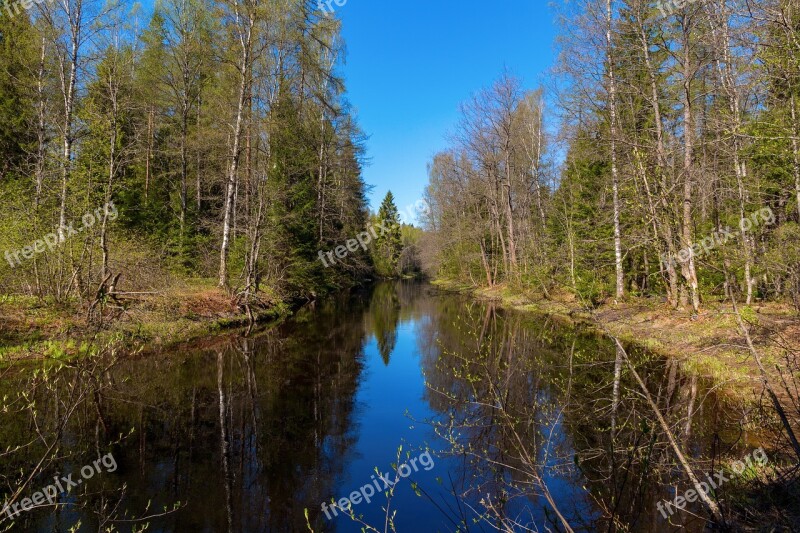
[609,336,726,527]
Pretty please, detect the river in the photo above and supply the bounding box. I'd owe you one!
[0,281,754,531]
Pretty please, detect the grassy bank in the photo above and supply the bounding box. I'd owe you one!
[0,279,293,362]
[432,279,800,400]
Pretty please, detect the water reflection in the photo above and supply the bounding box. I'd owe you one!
[0,282,760,531]
[417,298,752,531]
[365,282,401,366]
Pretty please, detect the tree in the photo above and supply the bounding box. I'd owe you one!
[0,0,372,304]
[79,41,136,278]
[217,0,256,288]
[148,0,213,248]
[374,191,402,277]
[606,0,625,300]
[0,9,36,179]
[422,0,800,314]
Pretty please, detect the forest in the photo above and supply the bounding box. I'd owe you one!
[422,0,800,314]
[416,3,800,526]
[1,0,800,530]
[0,0,415,317]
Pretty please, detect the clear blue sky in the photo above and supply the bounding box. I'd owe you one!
[335,0,559,215]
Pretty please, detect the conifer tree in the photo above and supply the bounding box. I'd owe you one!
[374,191,403,277]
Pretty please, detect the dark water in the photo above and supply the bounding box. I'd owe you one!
[0,282,757,531]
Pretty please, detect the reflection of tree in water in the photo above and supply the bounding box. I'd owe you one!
[416,300,579,529]
[0,349,140,531]
[0,285,786,532]
[366,281,401,365]
[415,299,756,532]
[0,292,372,532]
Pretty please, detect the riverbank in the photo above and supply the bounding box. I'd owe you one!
[0,279,293,362]
[432,279,800,400]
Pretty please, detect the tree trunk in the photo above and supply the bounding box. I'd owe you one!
[791,92,800,219]
[711,6,754,302]
[55,2,83,301]
[639,14,679,307]
[33,35,48,296]
[606,0,624,300]
[611,337,725,525]
[503,146,518,272]
[101,102,117,279]
[317,44,336,243]
[146,106,153,205]
[533,103,547,228]
[59,15,79,242]
[197,94,203,212]
[218,15,254,288]
[180,99,189,243]
[680,20,700,313]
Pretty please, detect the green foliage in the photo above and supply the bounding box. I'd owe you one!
[0,9,36,178]
[372,191,403,277]
[550,132,614,303]
[0,0,373,303]
[422,3,800,314]
[399,224,423,276]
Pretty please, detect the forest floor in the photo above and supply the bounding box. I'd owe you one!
[432,279,800,401]
[0,279,291,362]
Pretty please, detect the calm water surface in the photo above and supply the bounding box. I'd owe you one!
[0,282,752,531]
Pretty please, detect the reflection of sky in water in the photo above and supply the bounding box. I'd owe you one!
[329,308,593,531]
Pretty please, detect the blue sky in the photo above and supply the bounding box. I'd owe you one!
[335,0,559,215]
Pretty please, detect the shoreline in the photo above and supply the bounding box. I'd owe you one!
[430,279,800,402]
[0,281,299,363]
[4,278,798,403]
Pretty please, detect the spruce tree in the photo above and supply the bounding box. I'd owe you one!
[375,191,403,276]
